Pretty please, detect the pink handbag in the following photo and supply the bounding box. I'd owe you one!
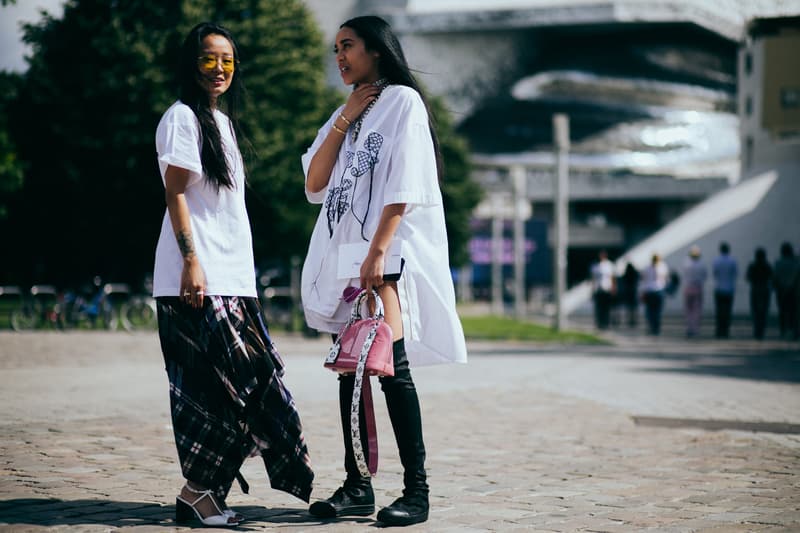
[324,289,394,475]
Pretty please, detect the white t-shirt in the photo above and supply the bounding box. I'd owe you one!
[591,259,615,292]
[152,101,256,298]
[300,85,467,367]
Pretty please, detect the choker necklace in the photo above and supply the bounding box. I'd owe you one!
[351,78,389,143]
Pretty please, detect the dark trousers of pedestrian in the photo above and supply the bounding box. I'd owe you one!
[776,288,798,339]
[683,286,703,337]
[594,290,612,329]
[714,291,734,338]
[750,288,770,340]
[644,291,664,335]
[624,299,638,327]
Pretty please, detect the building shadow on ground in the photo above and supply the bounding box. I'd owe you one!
[468,341,800,384]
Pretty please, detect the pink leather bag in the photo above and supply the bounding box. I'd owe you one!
[324,289,394,476]
[325,289,394,377]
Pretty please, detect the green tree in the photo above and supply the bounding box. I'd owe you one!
[0,72,26,221]
[430,95,483,267]
[5,0,182,285]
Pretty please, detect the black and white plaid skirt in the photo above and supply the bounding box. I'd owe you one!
[157,295,313,502]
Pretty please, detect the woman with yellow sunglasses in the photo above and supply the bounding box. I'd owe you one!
[153,22,314,527]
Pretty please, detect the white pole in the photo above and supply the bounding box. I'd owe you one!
[491,193,504,315]
[512,164,527,319]
[553,114,570,330]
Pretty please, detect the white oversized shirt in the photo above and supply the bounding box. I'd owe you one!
[153,101,256,298]
[301,85,467,367]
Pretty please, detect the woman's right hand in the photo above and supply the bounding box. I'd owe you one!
[341,83,382,124]
[180,256,207,309]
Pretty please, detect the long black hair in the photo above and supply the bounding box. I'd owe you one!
[178,22,244,190]
[341,16,444,181]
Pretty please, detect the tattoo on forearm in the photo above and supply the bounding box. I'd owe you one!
[176,230,195,258]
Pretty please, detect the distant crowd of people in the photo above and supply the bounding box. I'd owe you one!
[590,241,800,340]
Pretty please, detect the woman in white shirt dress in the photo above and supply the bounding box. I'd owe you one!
[301,15,467,527]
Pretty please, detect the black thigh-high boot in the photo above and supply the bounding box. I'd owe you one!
[308,373,374,518]
[376,338,429,526]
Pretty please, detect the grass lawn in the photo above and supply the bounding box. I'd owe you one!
[459,314,607,344]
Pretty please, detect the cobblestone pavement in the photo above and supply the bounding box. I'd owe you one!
[0,330,798,532]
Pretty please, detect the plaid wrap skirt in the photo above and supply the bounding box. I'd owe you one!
[157,295,313,502]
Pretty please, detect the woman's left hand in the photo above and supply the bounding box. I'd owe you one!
[360,250,385,314]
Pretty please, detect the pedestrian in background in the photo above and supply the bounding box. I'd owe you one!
[300,15,467,527]
[591,250,616,329]
[773,242,800,340]
[642,253,669,335]
[682,245,707,337]
[619,262,640,327]
[153,22,313,527]
[712,242,738,338]
[746,247,773,340]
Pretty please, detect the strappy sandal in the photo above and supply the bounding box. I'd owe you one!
[176,484,241,527]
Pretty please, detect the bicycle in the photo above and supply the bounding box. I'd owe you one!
[62,277,121,330]
[120,275,157,331]
[257,265,295,331]
[9,285,64,331]
[1,286,24,330]
[120,295,157,331]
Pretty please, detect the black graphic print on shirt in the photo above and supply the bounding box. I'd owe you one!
[325,132,384,239]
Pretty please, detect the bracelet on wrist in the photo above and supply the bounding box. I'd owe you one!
[338,113,352,126]
[331,124,346,135]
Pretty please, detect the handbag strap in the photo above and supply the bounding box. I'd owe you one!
[351,289,384,321]
[327,289,384,363]
[362,373,378,475]
[349,316,382,477]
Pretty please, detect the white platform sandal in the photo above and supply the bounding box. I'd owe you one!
[175,484,241,527]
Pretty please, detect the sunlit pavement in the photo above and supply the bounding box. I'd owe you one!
[0,329,798,531]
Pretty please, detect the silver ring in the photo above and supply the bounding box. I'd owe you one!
[183,291,190,297]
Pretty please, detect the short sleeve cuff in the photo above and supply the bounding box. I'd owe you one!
[158,153,203,176]
[384,190,440,207]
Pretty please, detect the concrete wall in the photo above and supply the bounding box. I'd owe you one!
[739,30,800,178]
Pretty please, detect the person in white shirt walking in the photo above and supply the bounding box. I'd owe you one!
[642,253,670,335]
[712,242,738,338]
[591,250,616,329]
[682,245,707,337]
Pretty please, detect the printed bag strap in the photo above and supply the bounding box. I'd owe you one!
[349,294,383,477]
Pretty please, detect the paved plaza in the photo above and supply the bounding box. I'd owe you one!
[0,327,798,532]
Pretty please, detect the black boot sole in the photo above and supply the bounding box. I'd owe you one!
[376,508,428,526]
[309,500,375,519]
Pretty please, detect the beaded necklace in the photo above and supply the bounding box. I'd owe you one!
[351,78,388,144]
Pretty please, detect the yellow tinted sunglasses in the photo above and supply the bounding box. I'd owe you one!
[197,55,236,74]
